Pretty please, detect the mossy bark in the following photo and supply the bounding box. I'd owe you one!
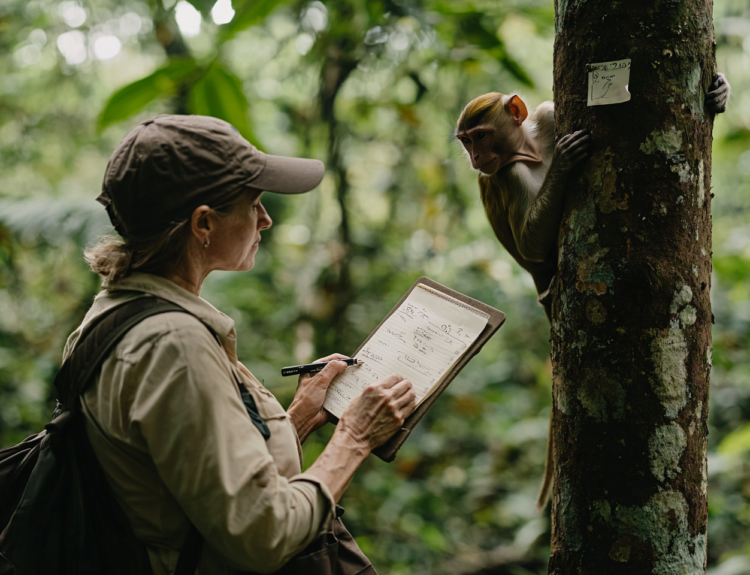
[549,1,715,573]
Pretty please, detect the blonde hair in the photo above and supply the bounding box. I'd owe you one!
[85,188,259,283]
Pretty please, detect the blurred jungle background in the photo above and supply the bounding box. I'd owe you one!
[1,0,750,573]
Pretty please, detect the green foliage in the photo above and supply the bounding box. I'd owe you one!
[714,254,750,284]
[718,423,750,454]
[188,62,260,147]
[219,0,287,42]
[98,58,199,131]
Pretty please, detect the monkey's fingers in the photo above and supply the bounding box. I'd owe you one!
[565,136,592,154]
[571,149,591,163]
[570,144,591,157]
[706,91,728,114]
[560,129,588,142]
[568,129,591,140]
[562,134,590,150]
[571,139,592,156]
[708,86,727,99]
[569,131,591,142]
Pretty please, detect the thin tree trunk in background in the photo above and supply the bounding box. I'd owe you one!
[549,1,715,573]
[154,11,191,115]
[310,1,359,355]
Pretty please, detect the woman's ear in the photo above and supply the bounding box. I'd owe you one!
[191,205,213,245]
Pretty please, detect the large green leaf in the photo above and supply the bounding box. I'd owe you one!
[218,0,285,43]
[97,58,198,131]
[187,62,262,148]
[719,422,750,454]
[499,53,535,88]
[714,253,750,283]
[457,12,501,50]
[437,10,535,88]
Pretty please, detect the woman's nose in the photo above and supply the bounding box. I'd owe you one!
[258,203,272,230]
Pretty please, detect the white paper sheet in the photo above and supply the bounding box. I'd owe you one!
[587,59,632,106]
[324,284,489,419]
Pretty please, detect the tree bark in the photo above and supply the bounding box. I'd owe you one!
[549,1,715,573]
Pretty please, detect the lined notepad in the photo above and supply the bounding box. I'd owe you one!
[324,284,490,419]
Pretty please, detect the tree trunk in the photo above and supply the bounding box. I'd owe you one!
[549,1,715,573]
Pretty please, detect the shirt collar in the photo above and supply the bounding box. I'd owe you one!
[100,272,239,361]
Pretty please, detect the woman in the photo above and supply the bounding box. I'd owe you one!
[65,114,416,574]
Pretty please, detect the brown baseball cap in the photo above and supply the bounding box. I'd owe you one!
[97,114,325,237]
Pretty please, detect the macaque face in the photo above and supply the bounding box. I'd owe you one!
[457,126,502,175]
[456,93,530,176]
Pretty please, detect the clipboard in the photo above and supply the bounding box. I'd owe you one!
[329,276,506,462]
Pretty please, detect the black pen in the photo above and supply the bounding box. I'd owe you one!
[281,358,364,377]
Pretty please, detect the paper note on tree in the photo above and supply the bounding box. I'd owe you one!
[587,59,632,106]
[323,284,490,419]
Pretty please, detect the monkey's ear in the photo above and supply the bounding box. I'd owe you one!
[508,95,529,125]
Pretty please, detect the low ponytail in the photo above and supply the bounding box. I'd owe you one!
[84,236,135,283]
[84,217,191,283]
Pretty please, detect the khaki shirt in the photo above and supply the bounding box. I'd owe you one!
[63,273,334,574]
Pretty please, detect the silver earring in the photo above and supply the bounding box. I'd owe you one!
[203,237,210,249]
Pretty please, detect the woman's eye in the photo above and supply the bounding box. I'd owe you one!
[477,132,486,141]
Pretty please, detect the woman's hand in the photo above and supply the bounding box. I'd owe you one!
[337,375,417,451]
[305,374,416,502]
[287,353,349,443]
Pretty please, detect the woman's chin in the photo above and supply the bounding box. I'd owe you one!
[242,257,256,272]
[220,257,256,273]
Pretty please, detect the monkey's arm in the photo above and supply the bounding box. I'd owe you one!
[706,73,730,114]
[505,131,591,262]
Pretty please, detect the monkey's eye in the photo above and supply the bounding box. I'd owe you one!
[477,132,486,141]
[460,137,471,145]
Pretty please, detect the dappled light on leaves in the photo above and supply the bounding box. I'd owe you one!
[175,1,202,38]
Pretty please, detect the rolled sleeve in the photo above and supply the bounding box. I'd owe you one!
[288,473,336,538]
[127,315,333,572]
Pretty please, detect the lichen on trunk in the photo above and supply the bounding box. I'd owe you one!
[549,0,715,573]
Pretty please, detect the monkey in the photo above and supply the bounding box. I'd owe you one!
[455,73,730,511]
[456,94,589,322]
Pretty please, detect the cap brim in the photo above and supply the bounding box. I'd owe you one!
[251,154,325,194]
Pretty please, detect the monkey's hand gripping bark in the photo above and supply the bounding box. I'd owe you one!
[706,73,730,115]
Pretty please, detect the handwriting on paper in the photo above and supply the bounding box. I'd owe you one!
[323,284,489,419]
[587,59,631,107]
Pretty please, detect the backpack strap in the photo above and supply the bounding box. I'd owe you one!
[54,297,185,410]
[52,295,270,575]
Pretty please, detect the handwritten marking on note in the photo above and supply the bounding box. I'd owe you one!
[323,285,489,419]
[587,59,631,107]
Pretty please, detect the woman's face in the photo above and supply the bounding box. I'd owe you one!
[210,191,273,272]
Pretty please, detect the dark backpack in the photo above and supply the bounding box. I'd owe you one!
[0,296,268,574]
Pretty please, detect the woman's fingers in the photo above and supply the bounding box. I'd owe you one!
[314,353,349,363]
[389,378,413,398]
[312,359,348,384]
[390,380,417,418]
[394,397,416,422]
[373,374,405,389]
[299,354,349,384]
